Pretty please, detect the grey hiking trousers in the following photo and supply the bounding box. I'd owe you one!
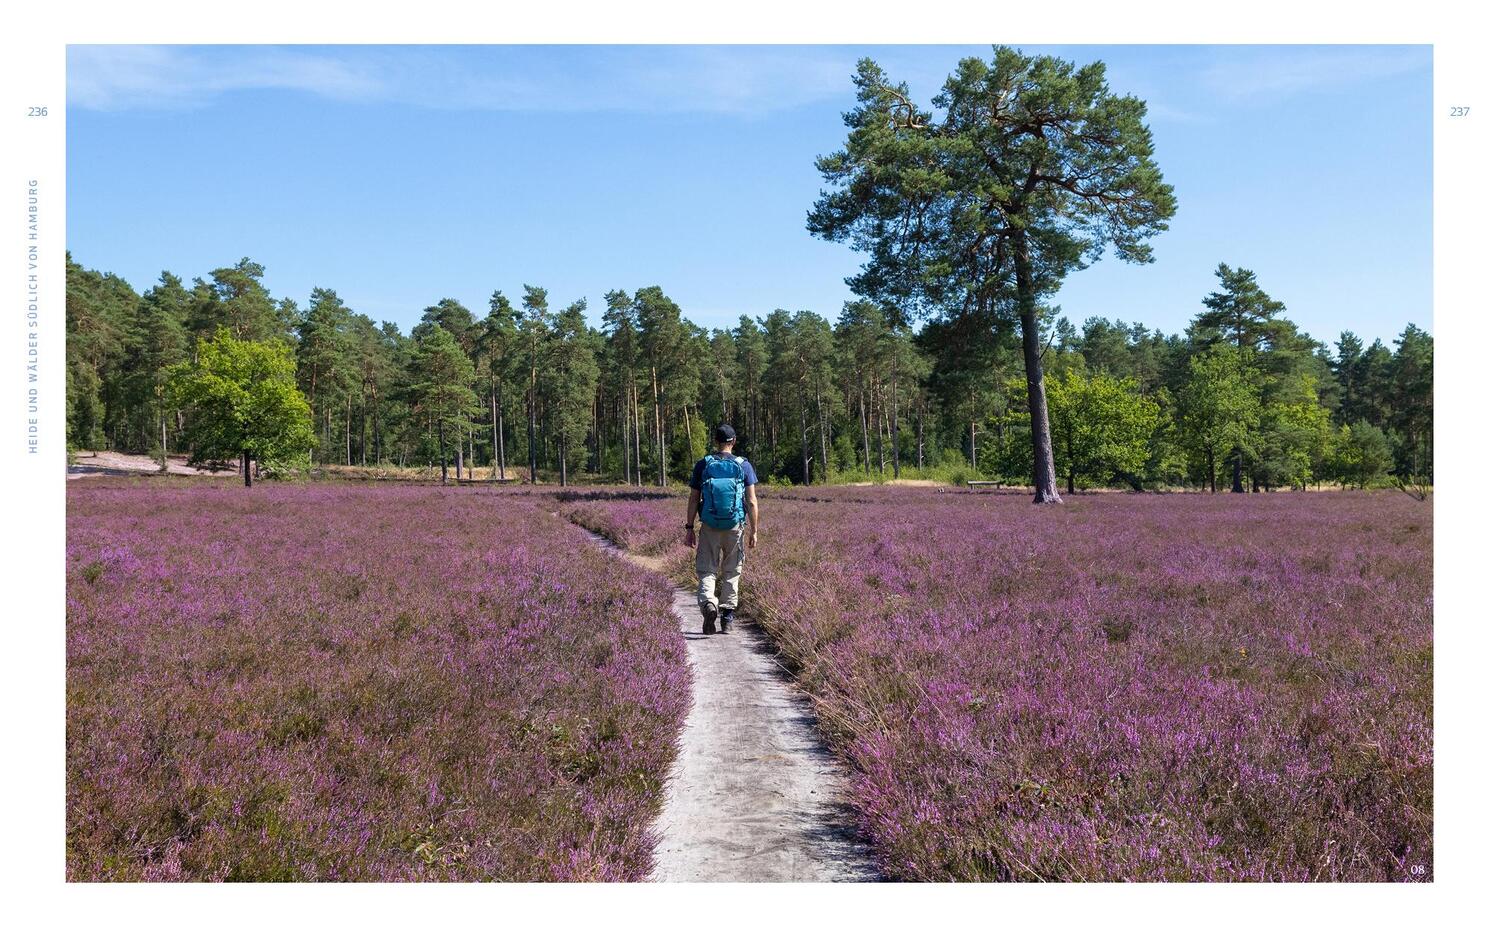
[695,523,746,611]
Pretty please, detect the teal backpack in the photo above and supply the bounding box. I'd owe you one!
[699,454,747,529]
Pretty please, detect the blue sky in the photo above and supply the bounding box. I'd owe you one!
[66,44,1432,347]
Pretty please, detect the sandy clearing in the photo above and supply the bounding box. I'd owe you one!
[582,532,877,882]
[67,450,236,479]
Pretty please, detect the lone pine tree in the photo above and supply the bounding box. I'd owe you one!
[809,47,1176,502]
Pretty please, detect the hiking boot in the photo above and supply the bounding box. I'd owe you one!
[699,599,719,635]
[719,608,735,633]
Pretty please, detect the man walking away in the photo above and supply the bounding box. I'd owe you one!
[683,423,759,634]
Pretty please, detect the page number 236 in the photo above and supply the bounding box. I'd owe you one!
[27,106,49,117]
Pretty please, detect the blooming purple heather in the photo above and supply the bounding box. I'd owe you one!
[560,495,685,560]
[558,488,1433,882]
[67,481,688,881]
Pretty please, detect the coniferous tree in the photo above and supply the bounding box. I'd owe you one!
[408,325,478,483]
[478,291,519,480]
[810,47,1177,503]
[1389,325,1433,483]
[126,273,190,465]
[733,316,768,462]
[602,289,642,485]
[539,299,600,485]
[296,288,357,462]
[634,286,682,486]
[519,285,551,484]
[201,258,287,343]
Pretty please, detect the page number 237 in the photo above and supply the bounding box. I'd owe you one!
[1449,106,1470,117]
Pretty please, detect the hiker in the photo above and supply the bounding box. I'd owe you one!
[683,423,759,634]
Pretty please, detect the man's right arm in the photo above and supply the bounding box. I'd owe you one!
[684,486,701,548]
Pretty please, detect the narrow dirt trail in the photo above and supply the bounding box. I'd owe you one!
[583,533,877,882]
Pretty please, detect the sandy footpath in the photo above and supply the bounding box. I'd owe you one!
[583,532,876,882]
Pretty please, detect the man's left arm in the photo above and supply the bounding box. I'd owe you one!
[744,484,758,550]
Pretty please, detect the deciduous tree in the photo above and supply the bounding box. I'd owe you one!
[1176,344,1261,492]
[166,329,314,486]
[1046,371,1158,493]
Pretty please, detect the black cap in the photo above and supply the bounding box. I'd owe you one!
[713,423,737,444]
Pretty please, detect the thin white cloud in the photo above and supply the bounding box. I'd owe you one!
[71,45,1428,118]
[1199,45,1431,102]
[68,45,860,115]
[68,45,384,110]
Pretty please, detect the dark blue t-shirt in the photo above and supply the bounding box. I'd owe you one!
[689,453,758,490]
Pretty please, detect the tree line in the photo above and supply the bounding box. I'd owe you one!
[66,252,1430,491]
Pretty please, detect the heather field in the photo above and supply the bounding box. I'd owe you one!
[68,480,1432,882]
[563,488,1433,882]
[66,482,688,881]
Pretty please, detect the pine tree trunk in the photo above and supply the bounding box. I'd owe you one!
[1016,326,1057,499]
[632,383,643,487]
[620,389,629,483]
[497,385,508,480]
[527,373,537,484]
[916,400,924,469]
[651,365,666,487]
[889,362,901,480]
[309,368,318,465]
[439,419,449,484]
[491,379,501,480]
[859,387,871,475]
[242,449,252,487]
[816,389,828,482]
[970,418,978,469]
[798,395,811,485]
[1011,233,1062,504]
